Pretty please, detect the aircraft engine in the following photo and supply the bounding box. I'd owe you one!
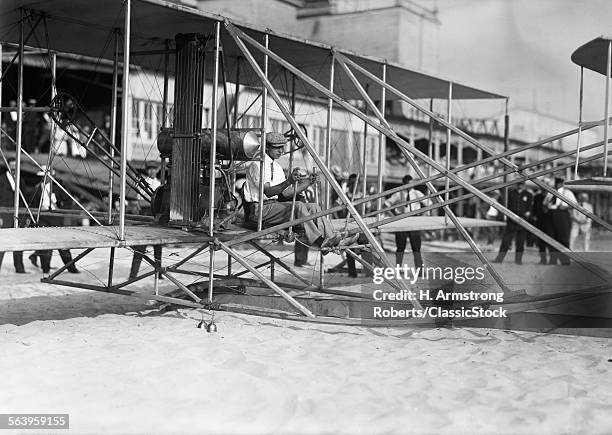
[157,129,260,160]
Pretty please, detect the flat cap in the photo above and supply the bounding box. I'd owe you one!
[265,132,288,146]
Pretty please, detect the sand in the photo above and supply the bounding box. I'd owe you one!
[1,247,612,434]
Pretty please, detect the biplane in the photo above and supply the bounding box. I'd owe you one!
[0,0,611,330]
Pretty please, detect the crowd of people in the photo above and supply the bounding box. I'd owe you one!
[491,176,593,265]
[0,158,81,276]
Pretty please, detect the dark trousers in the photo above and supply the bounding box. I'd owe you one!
[294,240,309,265]
[394,231,423,268]
[247,201,332,245]
[494,222,527,263]
[34,249,76,273]
[498,223,527,253]
[535,213,553,259]
[396,231,422,253]
[130,245,162,279]
[347,245,374,277]
[347,234,374,277]
[0,251,24,272]
[548,209,571,265]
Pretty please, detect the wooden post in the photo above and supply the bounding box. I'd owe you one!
[119,0,131,239]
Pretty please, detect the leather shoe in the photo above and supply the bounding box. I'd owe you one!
[337,234,360,249]
[321,233,342,249]
[294,261,314,268]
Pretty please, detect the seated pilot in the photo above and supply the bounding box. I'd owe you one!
[243,132,357,250]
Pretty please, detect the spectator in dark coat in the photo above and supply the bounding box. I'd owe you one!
[0,159,26,273]
[493,179,533,264]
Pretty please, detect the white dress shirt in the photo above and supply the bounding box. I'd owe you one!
[243,153,286,202]
[547,186,577,210]
[5,172,15,192]
[385,188,430,215]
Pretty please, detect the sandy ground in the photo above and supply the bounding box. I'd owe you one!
[1,241,612,434]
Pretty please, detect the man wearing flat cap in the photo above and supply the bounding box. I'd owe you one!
[243,132,346,249]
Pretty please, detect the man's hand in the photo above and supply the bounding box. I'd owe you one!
[290,168,308,184]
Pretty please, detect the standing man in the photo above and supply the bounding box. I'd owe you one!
[0,159,26,273]
[493,179,533,264]
[29,166,79,277]
[570,192,593,252]
[384,175,429,268]
[129,165,164,280]
[532,182,553,264]
[143,163,161,191]
[544,177,576,265]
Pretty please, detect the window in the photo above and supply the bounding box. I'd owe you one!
[131,99,140,136]
[156,104,165,130]
[315,127,327,156]
[270,119,281,133]
[352,131,362,159]
[366,134,378,164]
[240,114,262,129]
[143,102,153,138]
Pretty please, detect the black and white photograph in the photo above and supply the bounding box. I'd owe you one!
[1,0,611,433]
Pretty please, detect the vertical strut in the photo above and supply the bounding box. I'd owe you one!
[503,98,509,209]
[14,12,24,229]
[574,66,584,179]
[0,44,3,158]
[119,0,131,240]
[160,39,170,184]
[109,29,120,224]
[444,82,452,225]
[427,99,434,177]
[257,33,270,231]
[361,84,369,215]
[320,54,335,289]
[208,22,221,303]
[108,247,116,288]
[604,40,611,176]
[376,63,387,221]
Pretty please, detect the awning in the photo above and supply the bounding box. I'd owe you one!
[2,50,115,73]
[0,0,506,101]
